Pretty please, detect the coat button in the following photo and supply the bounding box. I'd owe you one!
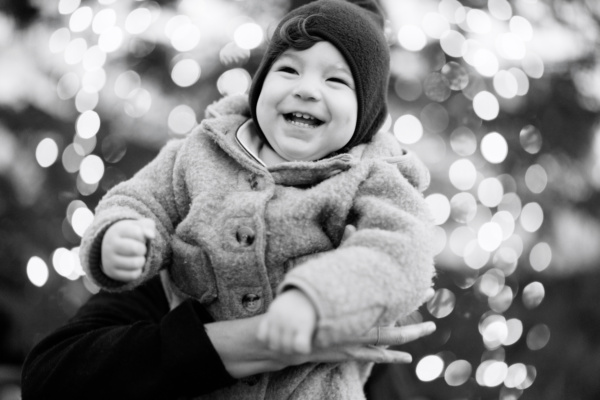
[235,226,255,246]
[250,176,265,191]
[242,293,262,312]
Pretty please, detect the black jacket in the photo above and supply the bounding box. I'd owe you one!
[21,276,236,400]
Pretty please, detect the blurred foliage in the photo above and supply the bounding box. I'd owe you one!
[1,0,600,399]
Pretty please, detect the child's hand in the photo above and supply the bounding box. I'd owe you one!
[100,218,156,282]
[257,289,317,355]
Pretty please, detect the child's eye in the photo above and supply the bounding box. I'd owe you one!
[277,66,297,74]
[328,77,352,87]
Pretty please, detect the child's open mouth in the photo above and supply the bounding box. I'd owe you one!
[284,112,324,128]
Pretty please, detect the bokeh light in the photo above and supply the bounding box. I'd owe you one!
[36,138,59,168]
[27,256,49,287]
[394,114,423,144]
[416,355,445,382]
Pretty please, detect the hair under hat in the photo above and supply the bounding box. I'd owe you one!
[249,0,390,154]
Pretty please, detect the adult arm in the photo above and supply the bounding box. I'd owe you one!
[21,277,236,400]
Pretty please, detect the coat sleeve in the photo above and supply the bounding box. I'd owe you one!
[20,277,236,400]
[80,139,189,291]
[279,156,436,347]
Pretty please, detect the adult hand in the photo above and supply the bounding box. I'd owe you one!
[205,300,436,379]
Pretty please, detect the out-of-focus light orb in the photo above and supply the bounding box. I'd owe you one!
[27,256,49,287]
[52,248,76,278]
[77,174,99,196]
[510,16,533,41]
[478,177,504,207]
[422,12,450,39]
[464,241,490,269]
[217,68,252,96]
[520,202,543,232]
[473,49,499,77]
[450,126,476,156]
[62,144,84,173]
[82,69,106,93]
[519,124,542,154]
[444,360,472,386]
[466,9,492,34]
[480,314,508,348]
[493,246,519,276]
[36,138,59,168]
[498,192,522,219]
[509,67,530,95]
[478,222,503,252]
[416,355,444,382]
[58,0,81,15]
[172,59,201,87]
[522,281,545,309]
[80,155,105,185]
[171,23,201,52]
[69,6,93,32]
[74,133,96,156]
[526,324,550,351]
[76,110,100,139]
[468,204,493,231]
[494,70,519,98]
[423,72,451,102]
[473,91,500,121]
[450,192,477,223]
[49,28,71,53]
[72,207,94,237]
[66,200,87,223]
[75,89,99,112]
[476,360,508,387]
[98,26,123,53]
[440,30,467,57]
[432,226,447,256]
[492,210,515,240]
[125,8,152,35]
[438,0,465,24]
[394,115,423,144]
[441,62,468,90]
[523,52,544,79]
[64,37,87,65]
[168,104,197,135]
[525,164,547,194]
[124,88,152,118]
[449,226,476,257]
[421,103,449,133]
[449,158,477,190]
[497,33,526,60]
[425,193,451,225]
[165,15,190,38]
[428,288,456,319]
[488,285,513,313]
[488,0,513,20]
[92,8,116,35]
[505,363,528,389]
[82,45,107,71]
[398,25,427,52]
[503,318,523,346]
[530,242,552,272]
[98,0,116,4]
[114,70,141,99]
[394,78,422,101]
[234,22,263,50]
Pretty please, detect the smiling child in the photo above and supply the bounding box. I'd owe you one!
[80,0,436,398]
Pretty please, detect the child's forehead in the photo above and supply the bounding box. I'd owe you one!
[275,41,351,70]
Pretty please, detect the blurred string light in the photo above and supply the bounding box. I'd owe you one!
[381,0,554,394]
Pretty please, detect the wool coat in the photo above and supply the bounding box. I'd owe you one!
[80,94,436,400]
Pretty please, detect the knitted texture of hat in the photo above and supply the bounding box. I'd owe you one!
[249,0,390,153]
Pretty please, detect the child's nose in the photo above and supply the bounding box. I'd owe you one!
[292,78,321,101]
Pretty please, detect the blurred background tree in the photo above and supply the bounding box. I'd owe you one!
[0,0,599,399]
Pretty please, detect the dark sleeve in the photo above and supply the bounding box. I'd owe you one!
[21,276,236,400]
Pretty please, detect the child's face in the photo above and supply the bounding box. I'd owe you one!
[256,41,357,162]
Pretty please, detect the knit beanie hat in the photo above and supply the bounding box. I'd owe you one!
[248,0,390,153]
